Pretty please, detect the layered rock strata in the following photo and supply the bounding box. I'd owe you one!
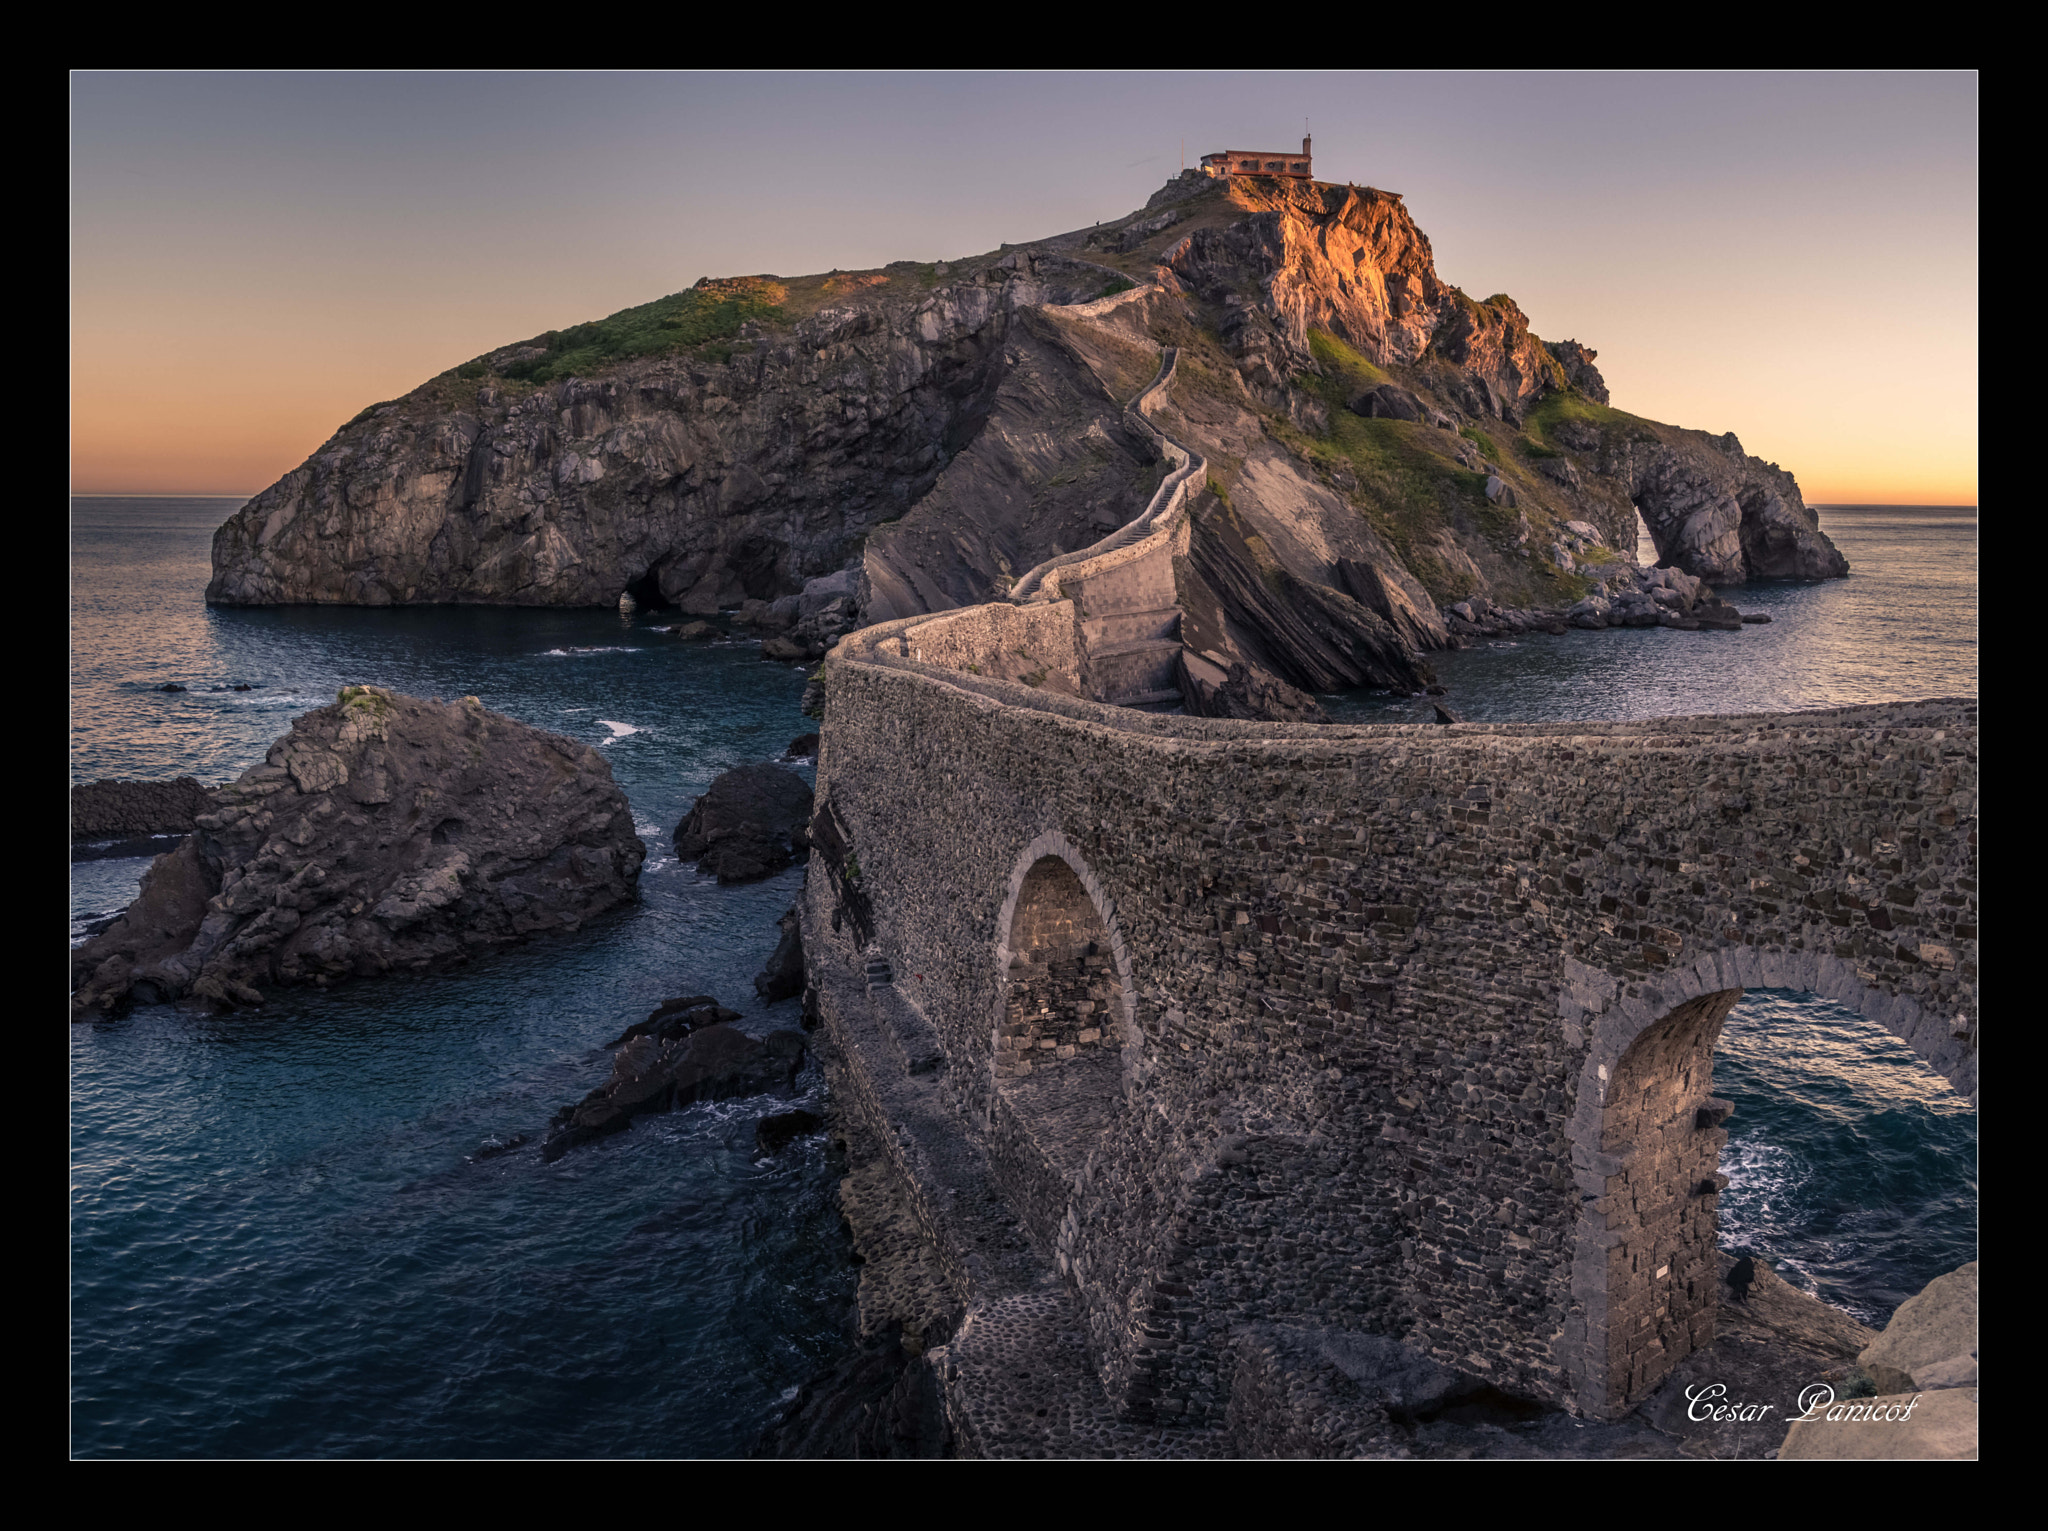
[70,687,643,1014]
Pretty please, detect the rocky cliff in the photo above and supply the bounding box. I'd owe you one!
[207,172,1846,682]
[71,687,643,1014]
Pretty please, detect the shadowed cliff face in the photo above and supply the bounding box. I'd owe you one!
[207,173,1845,637]
[206,259,1122,609]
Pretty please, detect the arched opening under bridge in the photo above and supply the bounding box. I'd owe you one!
[993,844,1131,1185]
[1575,975,1977,1418]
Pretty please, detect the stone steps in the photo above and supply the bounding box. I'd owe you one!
[1080,605,1181,647]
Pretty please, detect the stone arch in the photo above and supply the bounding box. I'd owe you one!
[989,832,1138,1188]
[1561,943,1977,1417]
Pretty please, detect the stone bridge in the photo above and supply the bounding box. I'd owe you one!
[800,311,1978,1452]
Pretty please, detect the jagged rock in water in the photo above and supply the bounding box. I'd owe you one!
[70,688,643,1016]
[1610,429,1848,583]
[755,905,806,1002]
[543,1024,805,1161]
[755,1108,823,1155]
[673,763,814,882]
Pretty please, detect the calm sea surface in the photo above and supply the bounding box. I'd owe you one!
[71,501,1976,1454]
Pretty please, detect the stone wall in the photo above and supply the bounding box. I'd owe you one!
[807,624,1977,1424]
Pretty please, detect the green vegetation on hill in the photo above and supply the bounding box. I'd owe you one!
[474,278,790,386]
[1523,389,1648,447]
[1307,329,1389,389]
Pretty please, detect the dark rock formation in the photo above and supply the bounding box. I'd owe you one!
[1177,650,1327,724]
[668,621,715,640]
[673,763,814,882]
[1335,559,1448,656]
[1348,383,1426,422]
[543,1023,805,1161]
[1608,430,1848,583]
[605,995,740,1048]
[755,905,806,1002]
[70,687,643,1015]
[755,1108,823,1155]
[71,776,215,856]
[784,733,820,760]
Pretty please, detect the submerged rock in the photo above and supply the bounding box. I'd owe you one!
[674,763,814,882]
[543,1022,806,1161]
[70,687,644,1016]
[755,1108,823,1155]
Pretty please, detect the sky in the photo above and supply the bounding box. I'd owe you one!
[71,71,1977,504]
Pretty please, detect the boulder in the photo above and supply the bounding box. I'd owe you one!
[668,621,716,641]
[761,635,815,663]
[673,763,814,882]
[1535,455,1582,488]
[1778,1388,1977,1461]
[755,904,806,1002]
[70,688,644,1016]
[1859,1261,1978,1396]
[605,994,738,1048]
[1347,383,1426,422]
[1484,475,1518,509]
[1694,599,1745,631]
[1741,612,1773,624]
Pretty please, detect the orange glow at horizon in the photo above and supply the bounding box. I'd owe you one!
[69,71,1978,510]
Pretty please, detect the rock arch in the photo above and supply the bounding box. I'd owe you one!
[1562,943,1975,1417]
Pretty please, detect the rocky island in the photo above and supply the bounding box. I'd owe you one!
[71,687,643,1015]
[204,171,1844,715]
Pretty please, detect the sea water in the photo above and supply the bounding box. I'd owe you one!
[70,501,1976,1454]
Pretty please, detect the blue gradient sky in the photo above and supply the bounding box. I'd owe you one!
[71,71,1976,501]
